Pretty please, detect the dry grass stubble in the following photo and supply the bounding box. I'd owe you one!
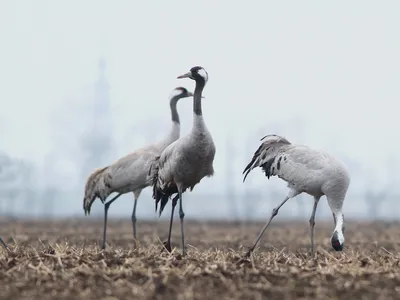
[1,219,400,299]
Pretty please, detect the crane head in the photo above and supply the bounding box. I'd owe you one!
[331,230,345,251]
[177,66,208,84]
[169,87,194,99]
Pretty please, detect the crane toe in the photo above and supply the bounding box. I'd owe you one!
[162,241,173,253]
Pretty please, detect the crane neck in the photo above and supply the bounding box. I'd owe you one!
[154,95,179,149]
[333,212,344,232]
[193,79,206,117]
[169,95,180,125]
[332,211,345,245]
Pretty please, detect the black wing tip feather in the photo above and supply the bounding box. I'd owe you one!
[242,161,253,176]
[151,166,179,217]
[243,134,291,182]
[158,195,169,217]
[242,142,265,182]
[154,191,176,217]
[242,160,254,182]
[242,170,250,182]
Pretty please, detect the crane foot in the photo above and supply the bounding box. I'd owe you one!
[162,241,173,253]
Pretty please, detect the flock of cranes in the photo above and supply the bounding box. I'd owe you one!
[0,66,351,259]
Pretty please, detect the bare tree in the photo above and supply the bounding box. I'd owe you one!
[0,153,35,217]
[224,137,240,222]
[364,190,386,219]
[80,57,114,183]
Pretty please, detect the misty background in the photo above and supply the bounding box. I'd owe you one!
[0,1,399,222]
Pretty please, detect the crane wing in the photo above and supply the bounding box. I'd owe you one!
[243,134,291,182]
[150,139,180,215]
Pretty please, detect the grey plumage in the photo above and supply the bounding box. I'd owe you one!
[82,87,193,249]
[242,134,350,258]
[150,66,216,255]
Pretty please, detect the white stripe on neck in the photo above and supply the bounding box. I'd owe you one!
[334,213,345,244]
[197,69,208,83]
[169,89,183,99]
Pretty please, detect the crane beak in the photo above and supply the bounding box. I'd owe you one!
[177,71,192,79]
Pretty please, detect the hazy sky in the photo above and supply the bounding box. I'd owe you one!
[0,1,399,217]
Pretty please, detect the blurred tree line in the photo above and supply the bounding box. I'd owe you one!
[0,125,399,220]
[1,58,398,221]
[1,113,399,221]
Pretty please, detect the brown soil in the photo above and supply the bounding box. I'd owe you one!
[0,219,400,299]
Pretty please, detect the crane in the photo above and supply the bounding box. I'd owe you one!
[150,66,216,256]
[242,134,350,257]
[83,87,193,249]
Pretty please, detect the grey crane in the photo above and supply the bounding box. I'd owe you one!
[242,134,350,257]
[83,87,193,249]
[150,66,216,256]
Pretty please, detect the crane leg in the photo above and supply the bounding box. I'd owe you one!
[101,193,122,250]
[131,197,138,248]
[309,196,320,258]
[0,236,9,252]
[178,190,186,256]
[163,194,179,252]
[131,190,142,249]
[243,195,291,258]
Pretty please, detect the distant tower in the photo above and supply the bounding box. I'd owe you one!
[81,57,114,180]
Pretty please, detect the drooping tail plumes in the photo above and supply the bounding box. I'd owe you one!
[83,166,110,215]
[149,157,178,217]
[243,134,291,182]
